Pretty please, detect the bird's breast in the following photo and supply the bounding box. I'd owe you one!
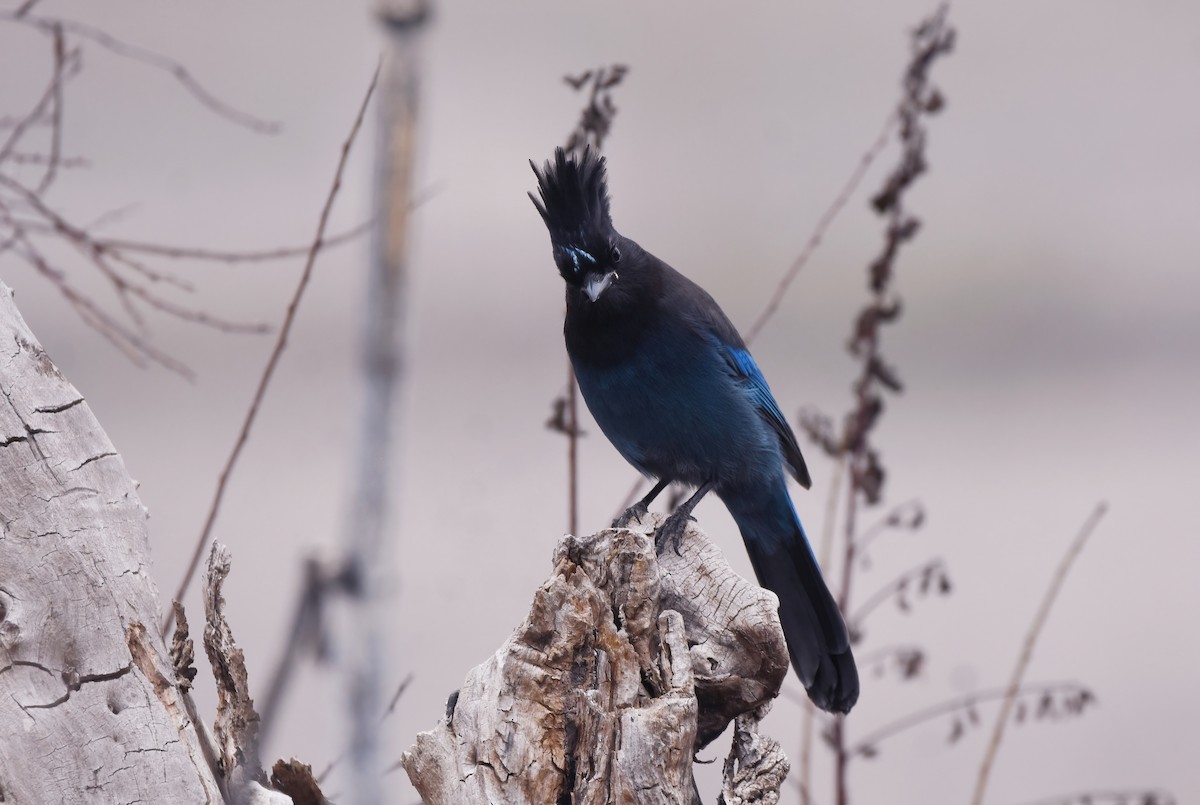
[570,322,782,488]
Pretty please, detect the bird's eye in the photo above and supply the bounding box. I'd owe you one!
[610,244,621,263]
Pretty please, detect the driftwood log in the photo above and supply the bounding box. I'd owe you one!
[403,516,793,804]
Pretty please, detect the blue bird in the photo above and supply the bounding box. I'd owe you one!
[530,147,858,714]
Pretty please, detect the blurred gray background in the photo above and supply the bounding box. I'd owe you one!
[2,0,1197,802]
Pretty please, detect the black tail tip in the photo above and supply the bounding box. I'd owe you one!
[805,648,860,715]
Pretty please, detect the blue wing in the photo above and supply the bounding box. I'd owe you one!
[723,345,812,488]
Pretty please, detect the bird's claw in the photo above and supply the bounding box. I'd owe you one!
[653,512,694,556]
[612,502,648,529]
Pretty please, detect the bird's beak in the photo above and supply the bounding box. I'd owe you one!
[583,271,617,302]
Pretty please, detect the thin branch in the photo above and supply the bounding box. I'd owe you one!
[567,364,579,535]
[96,180,435,264]
[969,502,1108,805]
[1,173,269,336]
[798,454,847,805]
[0,11,281,134]
[744,110,897,344]
[2,219,192,375]
[0,41,81,165]
[849,681,1092,757]
[857,642,925,679]
[1011,790,1176,805]
[853,496,924,555]
[34,21,65,193]
[99,221,372,264]
[257,557,339,746]
[557,65,627,532]
[830,9,955,795]
[5,152,89,168]
[315,671,415,786]
[847,556,950,628]
[382,673,414,720]
[160,63,380,637]
[788,775,825,805]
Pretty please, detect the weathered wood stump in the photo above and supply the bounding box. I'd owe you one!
[0,284,223,803]
[0,284,327,805]
[403,516,792,804]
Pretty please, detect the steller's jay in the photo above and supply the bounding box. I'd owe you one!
[529,147,858,714]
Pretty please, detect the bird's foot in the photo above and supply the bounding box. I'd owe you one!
[653,510,695,556]
[612,501,649,529]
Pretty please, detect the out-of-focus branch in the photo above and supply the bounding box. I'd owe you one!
[848,681,1095,758]
[0,10,361,376]
[99,222,372,264]
[550,64,628,536]
[847,556,951,632]
[1011,790,1177,805]
[257,556,348,747]
[744,111,897,344]
[852,497,925,557]
[161,65,381,637]
[969,503,1108,805]
[855,643,925,681]
[827,7,955,802]
[0,10,281,133]
[797,454,847,805]
[338,0,427,797]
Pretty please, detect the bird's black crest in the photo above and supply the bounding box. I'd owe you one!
[529,146,613,250]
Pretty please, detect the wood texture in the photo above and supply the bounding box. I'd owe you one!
[0,283,222,803]
[403,516,791,804]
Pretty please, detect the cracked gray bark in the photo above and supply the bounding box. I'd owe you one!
[0,283,223,803]
[402,517,792,804]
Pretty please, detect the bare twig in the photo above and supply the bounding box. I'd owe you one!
[969,503,1108,805]
[258,557,344,746]
[744,111,897,344]
[798,454,847,804]
[99,222,371,264]
[342,12,425,797]
[853,496,925,558]
[856,643,925,680]
[5,152,89,168]
[34,22,65,193]
[1011,790,1176,805]
[567,364,579,534]
[2,173,271,341]
[0,40,81,165]
[316,673,415,785]
[382,673,414,720]
[555,65,628,533]
[2,222,193,375]
[849,681,1094,757]
[161,64,380,637]
[847,556,951,629]
[0,11,281,134]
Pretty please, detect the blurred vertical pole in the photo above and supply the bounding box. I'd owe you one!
[343,4,427,805]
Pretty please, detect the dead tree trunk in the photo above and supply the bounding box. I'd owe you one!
[0,282,223,803]
[403,518,793,804]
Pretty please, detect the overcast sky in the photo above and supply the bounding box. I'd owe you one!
[2,1,1198,803]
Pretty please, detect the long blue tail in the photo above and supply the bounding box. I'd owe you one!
[721,478,859,714]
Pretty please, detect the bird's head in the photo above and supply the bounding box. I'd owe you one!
[529,146,623,302]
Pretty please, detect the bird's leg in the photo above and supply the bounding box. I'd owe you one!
[654,481,715,556]
[612,478,670,528]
